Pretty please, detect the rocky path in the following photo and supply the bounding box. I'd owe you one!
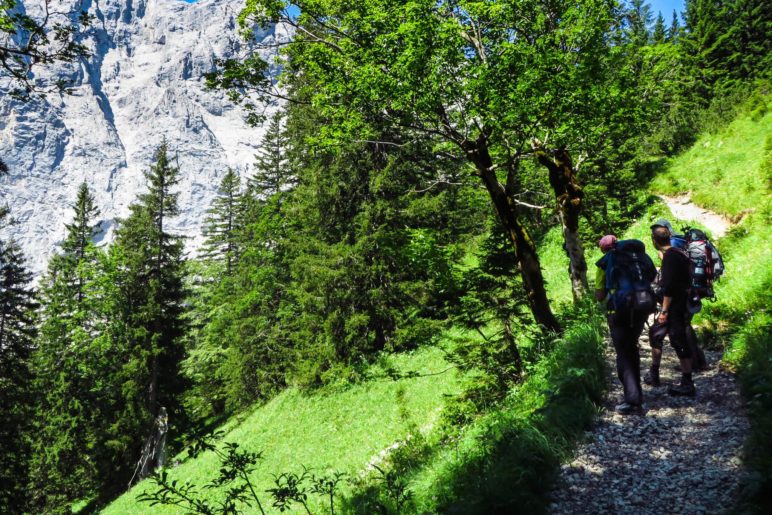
[549,197,749,514]
[658,194,732,238]
[549,334,749,514]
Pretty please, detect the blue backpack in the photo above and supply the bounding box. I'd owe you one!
[597,239,658,313]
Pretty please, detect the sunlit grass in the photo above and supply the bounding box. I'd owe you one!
[103,346,460,514]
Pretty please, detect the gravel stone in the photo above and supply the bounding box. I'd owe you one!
[549,336,750,515]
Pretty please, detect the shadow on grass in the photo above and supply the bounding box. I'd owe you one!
[376,318,609,515]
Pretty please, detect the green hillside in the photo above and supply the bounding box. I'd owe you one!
[103,346,460,514]
[103,97,772,515]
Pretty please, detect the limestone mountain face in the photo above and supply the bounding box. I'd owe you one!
[0,0,288,273]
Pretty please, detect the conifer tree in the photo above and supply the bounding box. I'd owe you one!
[110,140,187,485]
[652,12,667,44]
[201,169,243,275]
[28,183,108,511]
[0,239,36,513]
[668,10,681,41]
[626,0,653,46]
[250,111,294,202]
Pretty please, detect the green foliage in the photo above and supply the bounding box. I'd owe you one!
[102,140,190,490]
[444,223,539,416]
[250,111,294,202]
[0,239,36,513]
[1,0,91,96]
[201,169,245,275]
[683,0,771,98]
[27,183,113,512]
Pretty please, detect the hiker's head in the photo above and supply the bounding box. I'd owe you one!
[650,218,674,235]
[651,227,671,249]
[598,235,617,253]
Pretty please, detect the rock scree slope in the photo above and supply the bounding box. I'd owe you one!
[0,0,290,274]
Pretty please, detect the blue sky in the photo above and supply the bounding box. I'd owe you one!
[647,0,685,18]
[181,1,684,22]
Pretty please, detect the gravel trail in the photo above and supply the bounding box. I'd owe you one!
[549,331,750,514]
[658,194,732,238]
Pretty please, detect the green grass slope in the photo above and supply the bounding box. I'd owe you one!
[651,103,771,217]
[103,346,460,514]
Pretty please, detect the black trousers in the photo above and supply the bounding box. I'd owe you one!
[608,311,647,406]
[667,307,692,359]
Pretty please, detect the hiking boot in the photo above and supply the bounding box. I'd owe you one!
[667,382,696,397]
[643,368,661,387]
[615,402,643,415]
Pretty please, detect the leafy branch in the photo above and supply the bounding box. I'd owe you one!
[137,431,353,514]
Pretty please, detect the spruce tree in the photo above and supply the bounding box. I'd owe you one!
[652,12,667,44]
[28,183,108,511]
[626,0,653,46]
[201,168,243,275]
[110,140,187,485]
[250,111,294,202]
[0,239,36,514]
[668,10,681,41]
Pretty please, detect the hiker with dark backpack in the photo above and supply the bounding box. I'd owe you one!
[595,235,658,415]
[649,226,697,396]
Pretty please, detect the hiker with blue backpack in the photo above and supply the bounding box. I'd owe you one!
[595,234,658,415]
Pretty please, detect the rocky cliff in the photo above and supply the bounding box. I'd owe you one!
[0,0,288,273]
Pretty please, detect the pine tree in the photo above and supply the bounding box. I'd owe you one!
[0,239,36,514]
[109,140,188,485]
[626,0,653,46]
[652,12,667,44]
[201,169,243,275]
[683,0,730,97]
[668,10,681,41]
[250,111,294,202]
[723,0,771,82]
[27,183,109,511]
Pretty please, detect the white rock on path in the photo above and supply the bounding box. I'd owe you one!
[0,0,290,274]
[659,194,732,239]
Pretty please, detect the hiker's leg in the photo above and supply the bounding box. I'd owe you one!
[610,315,643,406]
[629,313,647,402]
[651,346,662,369]
[686,313,707,370]
[669,310,694,380]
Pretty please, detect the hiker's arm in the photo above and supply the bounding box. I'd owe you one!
[658,296,671,323]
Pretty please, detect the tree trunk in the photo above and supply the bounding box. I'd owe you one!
[533,144,588,301]
[502,316,523,379]
[130,407,168,487]
[463,138,561,333]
